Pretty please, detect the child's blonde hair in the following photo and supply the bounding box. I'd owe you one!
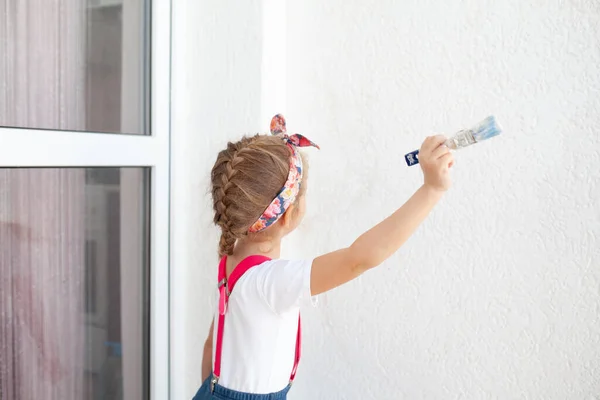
[211,134,306,257]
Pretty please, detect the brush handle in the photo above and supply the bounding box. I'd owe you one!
[404,150,420,166]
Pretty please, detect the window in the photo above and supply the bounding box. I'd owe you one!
[0,0,149,134]
[85,239,99,314]
[0,168,149,399]
[0,1,171,399]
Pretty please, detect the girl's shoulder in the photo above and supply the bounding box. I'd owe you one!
[242,258,314,313]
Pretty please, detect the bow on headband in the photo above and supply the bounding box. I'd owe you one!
[248,114,319,233]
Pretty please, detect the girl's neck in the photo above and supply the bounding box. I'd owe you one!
[226,238,281,275]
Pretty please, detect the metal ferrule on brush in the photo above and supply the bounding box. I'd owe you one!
[446,129,476,150]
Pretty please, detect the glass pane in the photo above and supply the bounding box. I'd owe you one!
[0,1,149,134]
[0,168,149,400]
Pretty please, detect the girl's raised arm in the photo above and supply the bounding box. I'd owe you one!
[310,136,453,296]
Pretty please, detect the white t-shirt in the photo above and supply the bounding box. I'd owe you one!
[212,258,314,394]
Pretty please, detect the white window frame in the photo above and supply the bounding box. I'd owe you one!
[0,0,172,398]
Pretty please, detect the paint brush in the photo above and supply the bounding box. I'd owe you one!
[404,116,502,166]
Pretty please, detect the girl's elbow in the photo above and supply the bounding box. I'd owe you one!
[350,249,376,277]
[348,246,379,275]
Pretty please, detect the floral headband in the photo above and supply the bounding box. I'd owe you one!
[248,114,319,233]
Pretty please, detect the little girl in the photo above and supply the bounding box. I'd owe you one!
[193,115,454,399]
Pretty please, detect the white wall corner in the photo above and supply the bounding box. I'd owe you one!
[169,1,265,398]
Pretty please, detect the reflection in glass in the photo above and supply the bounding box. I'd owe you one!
[0,1,148,134]
[0,168,149,400]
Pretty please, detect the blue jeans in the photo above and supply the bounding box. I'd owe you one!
[192,375,291,400]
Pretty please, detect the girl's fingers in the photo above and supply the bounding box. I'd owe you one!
[422,135,447,155]
[428,135,447,153]
[439,152,454,167]
[432,144,450,159]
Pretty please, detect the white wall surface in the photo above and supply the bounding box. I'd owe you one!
[170,1,263,398]
[171,1,600,398]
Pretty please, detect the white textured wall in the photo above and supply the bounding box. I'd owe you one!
[172,1,600,398]
[286,1,600,398]
[170,1,263,398]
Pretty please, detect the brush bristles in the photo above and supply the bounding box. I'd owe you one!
[472,116,502,142]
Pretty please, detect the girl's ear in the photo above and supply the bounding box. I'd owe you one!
[281,204,295,230]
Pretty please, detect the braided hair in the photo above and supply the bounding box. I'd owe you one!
[211,134,304,257]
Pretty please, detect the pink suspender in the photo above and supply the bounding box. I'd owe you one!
[212,256,302,391]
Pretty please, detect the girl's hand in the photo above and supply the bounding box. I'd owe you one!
[419,135,454,192]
